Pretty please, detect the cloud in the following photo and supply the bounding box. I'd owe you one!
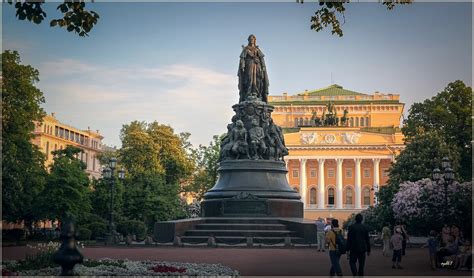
[38,59,238,147]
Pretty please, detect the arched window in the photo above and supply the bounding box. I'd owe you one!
[299,117,304,126]
[350,117,354,127]
[328,188,335,205]
[366,117,369,127]
[295,118,299,127]
[346,187,353,205]
[363,187,371,206]
[360,117,365,127]
[355,117,359,127]
[310,188,317,204]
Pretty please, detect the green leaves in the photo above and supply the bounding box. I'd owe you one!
[2,51,47,225]
[401,80,472,182]
[40,146,91,222]
[52,1,100,37]
[9,1,99,37]
[310,0,412,37]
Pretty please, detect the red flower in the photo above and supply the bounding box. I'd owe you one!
[2,269,18,276]
[150,264,186,273]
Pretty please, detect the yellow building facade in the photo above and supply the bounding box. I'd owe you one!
[268,84,405,221]
[32,113,104,179]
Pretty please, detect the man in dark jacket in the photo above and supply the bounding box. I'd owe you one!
[346,213,371,276]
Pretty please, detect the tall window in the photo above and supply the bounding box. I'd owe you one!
[366,117,369,127]
[328,168,335,178]
[292,169,299,178]
[363,168,371,178]
[310,168,317,178]
[346,187,353,205]
[310,188,317,204]
[345,168,353,178]
[45,141,49,160]
[360,117,365,127]
[295,118,299,127]
[363,188,371,206]
[328,188,335,205]
[299,117,303,126]
[356,117,359,127]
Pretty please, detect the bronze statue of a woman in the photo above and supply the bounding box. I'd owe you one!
[238,34,269,103]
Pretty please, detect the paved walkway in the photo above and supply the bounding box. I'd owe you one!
[3,246,471,276]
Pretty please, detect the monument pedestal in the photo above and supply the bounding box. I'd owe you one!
[202,160,302,218]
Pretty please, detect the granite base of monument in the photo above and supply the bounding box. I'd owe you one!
[201,160,303,218]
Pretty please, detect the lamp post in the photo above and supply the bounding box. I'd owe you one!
[102,158,125,243]
[432,157,455,223]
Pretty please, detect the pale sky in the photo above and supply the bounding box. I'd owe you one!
[2,2,472,148]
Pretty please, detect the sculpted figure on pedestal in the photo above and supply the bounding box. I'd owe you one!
[249,119,267,160]
[238,34,269,103]
[220,118,236,161]
[230,120,250,159]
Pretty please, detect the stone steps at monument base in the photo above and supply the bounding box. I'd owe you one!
[203,218,282,224]
[180,236,306,245]
[184,229,298,237]
[195,223,287,231]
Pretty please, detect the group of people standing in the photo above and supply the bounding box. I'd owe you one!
[316,214,371,277]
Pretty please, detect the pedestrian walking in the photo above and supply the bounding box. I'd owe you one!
[326,219,344,277]
[346,213,371,276]
[315,218,326,252]
[395,223,409,256]
[391,227,403,269]
[381,224,391,257]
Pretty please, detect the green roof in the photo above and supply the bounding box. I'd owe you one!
[297,84,367,96]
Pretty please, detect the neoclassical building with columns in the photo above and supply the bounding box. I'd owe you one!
[268,84,405,221]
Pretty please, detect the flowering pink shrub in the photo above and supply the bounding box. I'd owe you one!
[392,178,472,233]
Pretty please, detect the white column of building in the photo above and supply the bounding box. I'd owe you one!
[299,159,307,209]
[373,158,381,205]
[355,158,362,209]
[336,158,343,209]
[317,158,325,209]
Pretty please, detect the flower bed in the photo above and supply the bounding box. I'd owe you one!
[2,259,239,276]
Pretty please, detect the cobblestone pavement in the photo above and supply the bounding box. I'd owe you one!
[2,245,471,276]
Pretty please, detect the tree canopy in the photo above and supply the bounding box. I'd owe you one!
[402,80,472,181]
[305,0,412,37]
[2,50,48,227]
[186,135,221,200]
[39,146,91,222]
[7,1,99,37]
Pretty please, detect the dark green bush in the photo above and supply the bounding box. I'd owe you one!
[86,222,107,239]
[116,220,147,241]
[77,227,92,240]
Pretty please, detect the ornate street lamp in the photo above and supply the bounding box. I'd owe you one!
[432,158,455,223]
[102,158,125,244]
